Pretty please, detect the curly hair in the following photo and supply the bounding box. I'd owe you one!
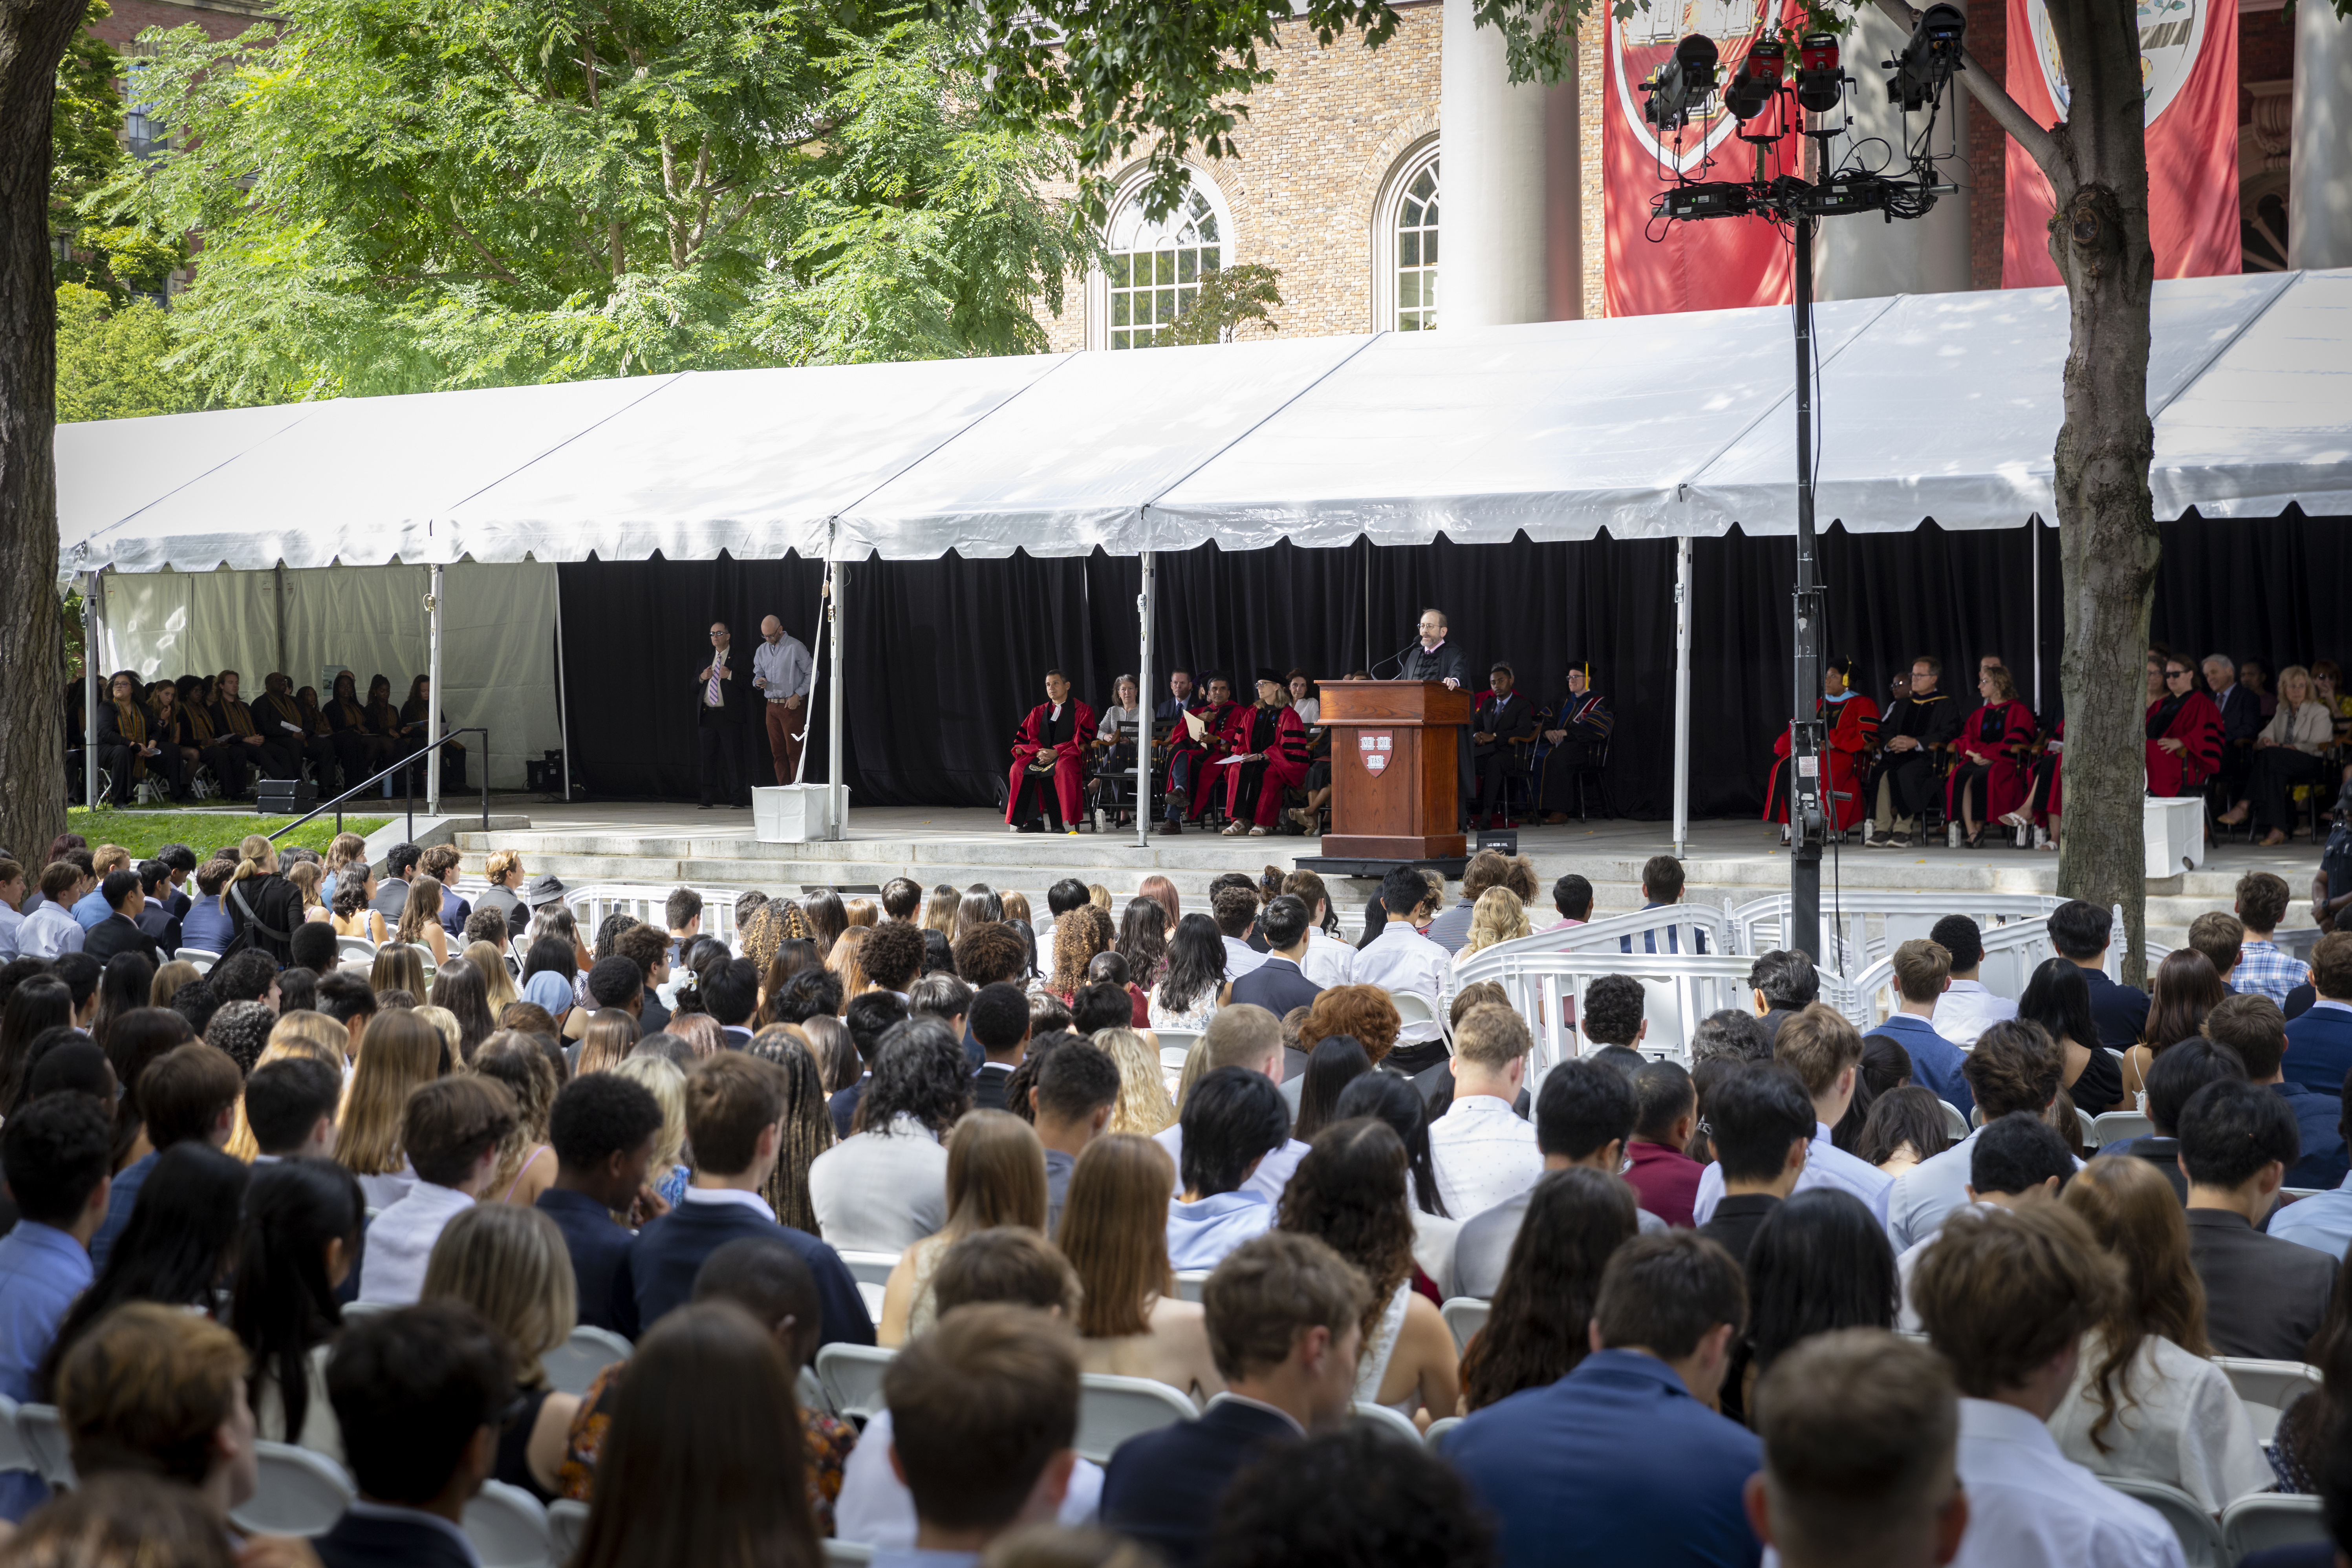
[851,1017,972,1138]
[1093,1027,1177,1135]
[1276,1118,1418,1345]
[1115,898,1169,988]
[747,1026,836,1234]
[1048,906,1116,999]
[1460,886,1531,957]
[1297,985,1400,1066]
[1459,1167,1636,1411]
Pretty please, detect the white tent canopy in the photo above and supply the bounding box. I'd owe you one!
[59,267,2352,575]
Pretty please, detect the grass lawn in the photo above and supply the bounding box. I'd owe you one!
[65,806,393,860]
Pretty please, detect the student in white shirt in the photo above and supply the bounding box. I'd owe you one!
[1913,1201,2187,1568]
[1427,1002,1543,1220]
[1352,867,1452,1072]
[1281,871,1358,990]
[357,1076,518,1305]
[1692,1004,1894,1227]
[1210,884,1268,981]
[1154,1005,1307,1204]
[1927,914,2020,1047]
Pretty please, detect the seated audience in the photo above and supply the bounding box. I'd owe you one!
[233,1156,366,1459]
[1744,1330,1970,1568]
[1449,1231,1759,1568]
[1428,1003,1543,1220]
[2046,897,2152,1051]
[1743,950,1818,1048]
[2284,931,2352,1095]
[1735,1189,1897,1423]
[0,1093,115,1522]
[1099,1231,1365,1566]
[1882,1019,2068,1250]
[1226,894,1323,1019]
[624,1053,872,1344]
[2233,871,2313,1004]
[970,982,1031,1112]
[2120,949,2230,1104]
[2015,955,2125,1117]
[2178,1076,2338,1360]
[81,869,161,967]
[315,1302,517,1568]
[1334,1069,1464,1294]
[2048,1153,2271,1511]
[1895,1112,2074,1330]
[538,1072,666,1333]
[1353,867,1452,1073]
[1205,1422,1495,1568]
[1926,914,2018,1047]
[809,1016,966,1251]
[1855,1085,1952,1179]
[5,1471,246,1566]
[2206,990,2349,1189]
[1149,913,1230,1034]
[1694,1064,1815,1268]
[358,1076,517,1305]
[92,1041,242,1269]
[2271,1248,2352,1500]
[1696,1004,1893,1228]
[420,1204,579,1502]
[1167,1067,1291,1271]
[1866,940,1973,1116]
[1911,1201,2182,1568]
[1152,1006,1307,1204]
[1032,1037,1118,1234]
[1578,974,1648,1052]
[879,1111,1048,1345]
[2188,910,2245,988]
[1060,1133,1224,1403]
[246,1054,343,1160]
[1459,1167,1637,1412]
[1623,1059,1704,1228]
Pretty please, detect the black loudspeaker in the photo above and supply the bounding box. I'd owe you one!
[1475,829,1520,857]
[255,778,318,815]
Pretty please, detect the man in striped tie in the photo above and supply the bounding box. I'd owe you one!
[697,621,747,809]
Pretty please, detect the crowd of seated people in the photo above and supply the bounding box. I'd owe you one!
[17,836,2352,1568]
[69,667,464,806]
[1002,660,1621,838]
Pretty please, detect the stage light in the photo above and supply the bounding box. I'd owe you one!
[1723,40,1786,123]
[1888,3,1965,110]
[1795,33,1844,113]
[1644,34,1721,131]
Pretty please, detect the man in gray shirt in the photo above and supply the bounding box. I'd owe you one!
[752,615,814,788]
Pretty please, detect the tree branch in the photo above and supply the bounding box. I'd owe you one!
[1865,0,2058,170]
[394,186,525,288]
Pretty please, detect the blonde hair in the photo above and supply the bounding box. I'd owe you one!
[2279,664,2316,709]
[466,942,518,1014]
[412,1004,462,1056]
[611,1054,687,1170]
[667,1013,725,1060]
[396,877,445,946]
[324,832,368,881]
[484,849,523,884]
[421,1204,577,1388]
[1088,884,1113,913]
[825,926,871,997]
[221,834,277,912]
[224,1014,349,1161]
[1095,1027,1177,1135]
[284,860,326,915]
[149,960,201,1009]
[575,1010,639,1076]
[941,1111,1049,1241]
[338,1010,449,1176]
[1461,886,1531,957]
[1173,1034,1214,1112]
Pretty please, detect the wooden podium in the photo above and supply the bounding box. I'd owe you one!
[1316,680,1474,861]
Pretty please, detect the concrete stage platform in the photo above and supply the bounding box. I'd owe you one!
[449,800,2318,946]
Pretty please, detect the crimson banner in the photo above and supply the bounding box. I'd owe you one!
[1603,0,1799,317]
[2001,0,2240,286]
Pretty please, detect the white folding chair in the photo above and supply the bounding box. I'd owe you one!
[1424,1415,1464,1453]
[1156,1031,1203,1093]
[1937,1100,1969,1141]
[462,1479,555,1568]
[817,1343,898,1423]
[340,1300,392,1321]
[15,1403,74,1489]
[1439,1298,1489,1355]
[1389,990,1450,1047]
[2092,1109,2154,1146]
[1173,1270,1212,1303]
[546,1499,591,1564]
[1074,1374,1197,1464]
[336,935,378,961]
[543,1325,632,1397]
[2102,1476,2224,1568]
[836,1251,900,1327]
[1353,1402,1423,1444]
[0,1394,33,1478]
[2076,1106,2100,1148]
[2211,1357,2324,1444]
[408,942,439,982]
[179,947,220,975]
[824,1542,877,1566]
[229,1442,355,1537]
[2221,1493,2329,1561]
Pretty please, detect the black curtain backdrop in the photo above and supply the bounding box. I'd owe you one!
[556,510,2345,820]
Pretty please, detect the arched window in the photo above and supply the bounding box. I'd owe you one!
[1102,174,1230,351]
[1372,140,1440,333]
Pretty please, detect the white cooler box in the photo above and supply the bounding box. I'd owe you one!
[754,785,845,844]
[2144,795,2205,877]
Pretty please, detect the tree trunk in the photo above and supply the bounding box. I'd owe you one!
[0,0,87,865]
[2039,0,2162,985]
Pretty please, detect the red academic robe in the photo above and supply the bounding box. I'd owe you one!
[1006,698,1097,825]
[1946,699,2037,822]
[2146,690,2224,798]
[1218,703,1312,825]
[2034,719,2066,823]
[1764,693,1880,831]
[1166,701,1240,820]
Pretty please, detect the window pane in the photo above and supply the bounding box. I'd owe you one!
[1110,254,1129,289]
[1400,233,1419,268]
[1157,287,1176,320]
[1112,294,1130,326]
[1178,287,1196,317]
[1178,248,1197,284]
[1400,273,1419,308]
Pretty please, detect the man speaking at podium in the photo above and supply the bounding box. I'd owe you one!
[1400,609,1467,689]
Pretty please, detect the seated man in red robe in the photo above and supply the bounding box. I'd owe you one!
[1217,671,1311,836]
[1007,669,1096,834]
[1155,675,1240,834]
[2147,657,2224,799]
[1765,654,1879,843]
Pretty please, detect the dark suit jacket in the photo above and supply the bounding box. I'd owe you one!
[2095,1137,2189,1204]
[2079,965,2153,1052]
[2186,1207,2337,1361]
[2214,684,2266,757]
[133,903,184,957]
[695,648,749,726]
[829,1075,869,1140]
[1228,955,1322,1019]
[312,1511,477,1568]
[618,1197,874,1347]
[1100,1399,1302,1567]
[1696,1193,1780,1267]
[370,875,414,923]
[972,1063,1017,1113]
[165,888,191,921]
[82,913,161,967]
[2284,1004,2352,1096]
[536,1186,636,1334]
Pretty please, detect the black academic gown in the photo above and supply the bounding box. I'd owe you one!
[1401,640,1474,809]
[1867,691,1964,820]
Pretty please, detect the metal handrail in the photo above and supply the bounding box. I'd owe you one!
[268,728,489,845]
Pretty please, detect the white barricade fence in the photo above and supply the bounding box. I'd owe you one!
[1837,916,2059,1032]
[561,884,742,949]
[1472,951,1760,1079]
[1450,905,1736,1012]
[1730,892,2065,972]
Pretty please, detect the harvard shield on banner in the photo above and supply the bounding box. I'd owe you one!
[1603,0,1801,317]
[2002,0,2239,286]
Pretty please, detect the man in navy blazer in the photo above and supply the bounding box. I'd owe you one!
[1226,896,1323,1024]
[616,1054,873,1343]
[2049,899,2150,1050]
[313,1303,516,1568]
[1099,1232,1365,1566]
[535,1073,665,1335]
[2284,933,2352,1096]
[1447,1231,1763,1568]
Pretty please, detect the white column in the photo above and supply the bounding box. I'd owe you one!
[2291,0,2352,270]
[1815,7,1972,299]
[1439,0,1581,326]
[1135,550,1153,849]
[84,572,101,809]
[1672,537,1692,858]
[828,560,847,840]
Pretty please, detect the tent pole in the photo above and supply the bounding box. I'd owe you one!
[554,573,572,805]
[427,565,444,817]
[1137,549,1154,850]
[2031,516,2042,715]
[274,564,287,681]
[1673,537,1691,860]
[829,560,847,841]
[83,571,101,811]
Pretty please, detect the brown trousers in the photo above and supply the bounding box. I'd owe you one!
[764,700,806,787]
